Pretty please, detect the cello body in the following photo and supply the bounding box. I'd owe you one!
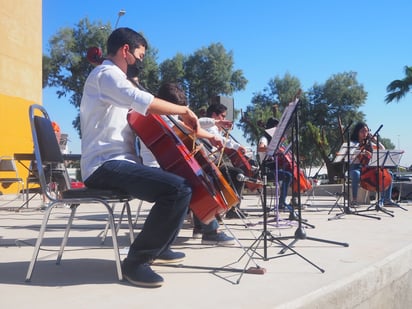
[360,167,391,192]
[358,140,392,193]
[172,127,240,209]
[276,145,312,193]
[127,111,238,224]
[224,148,262,191]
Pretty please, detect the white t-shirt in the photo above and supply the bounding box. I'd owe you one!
[198,117,241,150]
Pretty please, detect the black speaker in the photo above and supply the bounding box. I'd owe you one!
[211,96,234,122]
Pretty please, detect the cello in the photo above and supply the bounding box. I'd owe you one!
[127,111,239,224]
[276,144,312,193]
[358,138,392,192]
[168,116,240,209]
[219,127,262,191]
[223,148,262,191]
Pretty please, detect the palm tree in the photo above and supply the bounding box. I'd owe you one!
[385,65,412,103]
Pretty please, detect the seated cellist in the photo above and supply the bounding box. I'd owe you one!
[349,121,398,208]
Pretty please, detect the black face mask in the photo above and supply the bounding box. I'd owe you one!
[127,55,144,79]
[127,63,141,79]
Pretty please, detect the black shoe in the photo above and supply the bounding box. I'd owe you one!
[154,249,185,264]
[225,208,248,219]
[288,212,299,221]
[122,258,164,288]
[288,211,308,222]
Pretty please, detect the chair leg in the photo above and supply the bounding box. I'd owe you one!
[101,201,135,244]
[101,203,116,244]
[134,199,144,226]
[56,204,78,264]
[124,201,134,243]
[104,204,123,281]
[25,205,55,282]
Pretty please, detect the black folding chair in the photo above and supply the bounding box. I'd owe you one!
[25,104,134,282]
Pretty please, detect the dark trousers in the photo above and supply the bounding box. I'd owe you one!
[84,160,191,263]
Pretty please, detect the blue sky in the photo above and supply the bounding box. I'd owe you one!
[42,0,412,167]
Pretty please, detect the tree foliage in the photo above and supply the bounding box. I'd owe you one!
[160,43,248,115]
[385,65,412,103]
[239,72,369,182]
[238,73,301,146]
[43,18,111,135]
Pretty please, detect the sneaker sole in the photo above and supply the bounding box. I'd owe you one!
[153,257,185,264]
[123,274,164,288]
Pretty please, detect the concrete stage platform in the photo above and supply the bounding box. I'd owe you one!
[1,191,411,308]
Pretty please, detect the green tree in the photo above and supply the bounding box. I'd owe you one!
[159,53,186,85]
[304,72,367,180]
[240,72,369,182]
[43,18,111,135]
[238,73,301,146]
[181,43,248,115]
[385,65,412,103]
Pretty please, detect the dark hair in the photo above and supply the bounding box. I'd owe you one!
[265,117,279,129]
[206,103,227,117]
[107,27,148,56]
[350,121,368,142]
[157,83,187,106]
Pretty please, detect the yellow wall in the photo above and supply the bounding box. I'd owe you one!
[0,0,42,194]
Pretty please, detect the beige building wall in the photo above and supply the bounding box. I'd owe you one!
[0,0,42,194]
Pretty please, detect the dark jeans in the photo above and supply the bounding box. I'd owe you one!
[84,160,192,263]
[263,161,293,206]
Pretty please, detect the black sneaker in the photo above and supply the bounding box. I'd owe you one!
[154,249,185,264]
[122,259,164,288]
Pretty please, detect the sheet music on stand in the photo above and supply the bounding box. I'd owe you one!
[333,144,361,163]
[368,149,404,168]
[266,97,299,157]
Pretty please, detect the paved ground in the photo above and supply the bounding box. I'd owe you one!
[1,190,412,308]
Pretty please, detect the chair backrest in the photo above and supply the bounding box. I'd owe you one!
[29,104,71,200]
[0,156,19,173]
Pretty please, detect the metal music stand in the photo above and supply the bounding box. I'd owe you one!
[239,94,328,273]
[380,149,407,210]
[265,93,349,259]
[358,148,405,214]
[328,137,380,221]
[327,144,358,214]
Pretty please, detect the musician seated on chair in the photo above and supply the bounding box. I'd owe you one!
[137,82,235,246]
[349,121,398,208]
[80,28,200,288]
[257,117,294,218]
[198,103,249,219]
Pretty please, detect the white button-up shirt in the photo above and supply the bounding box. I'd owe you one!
[80,60,154,181]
